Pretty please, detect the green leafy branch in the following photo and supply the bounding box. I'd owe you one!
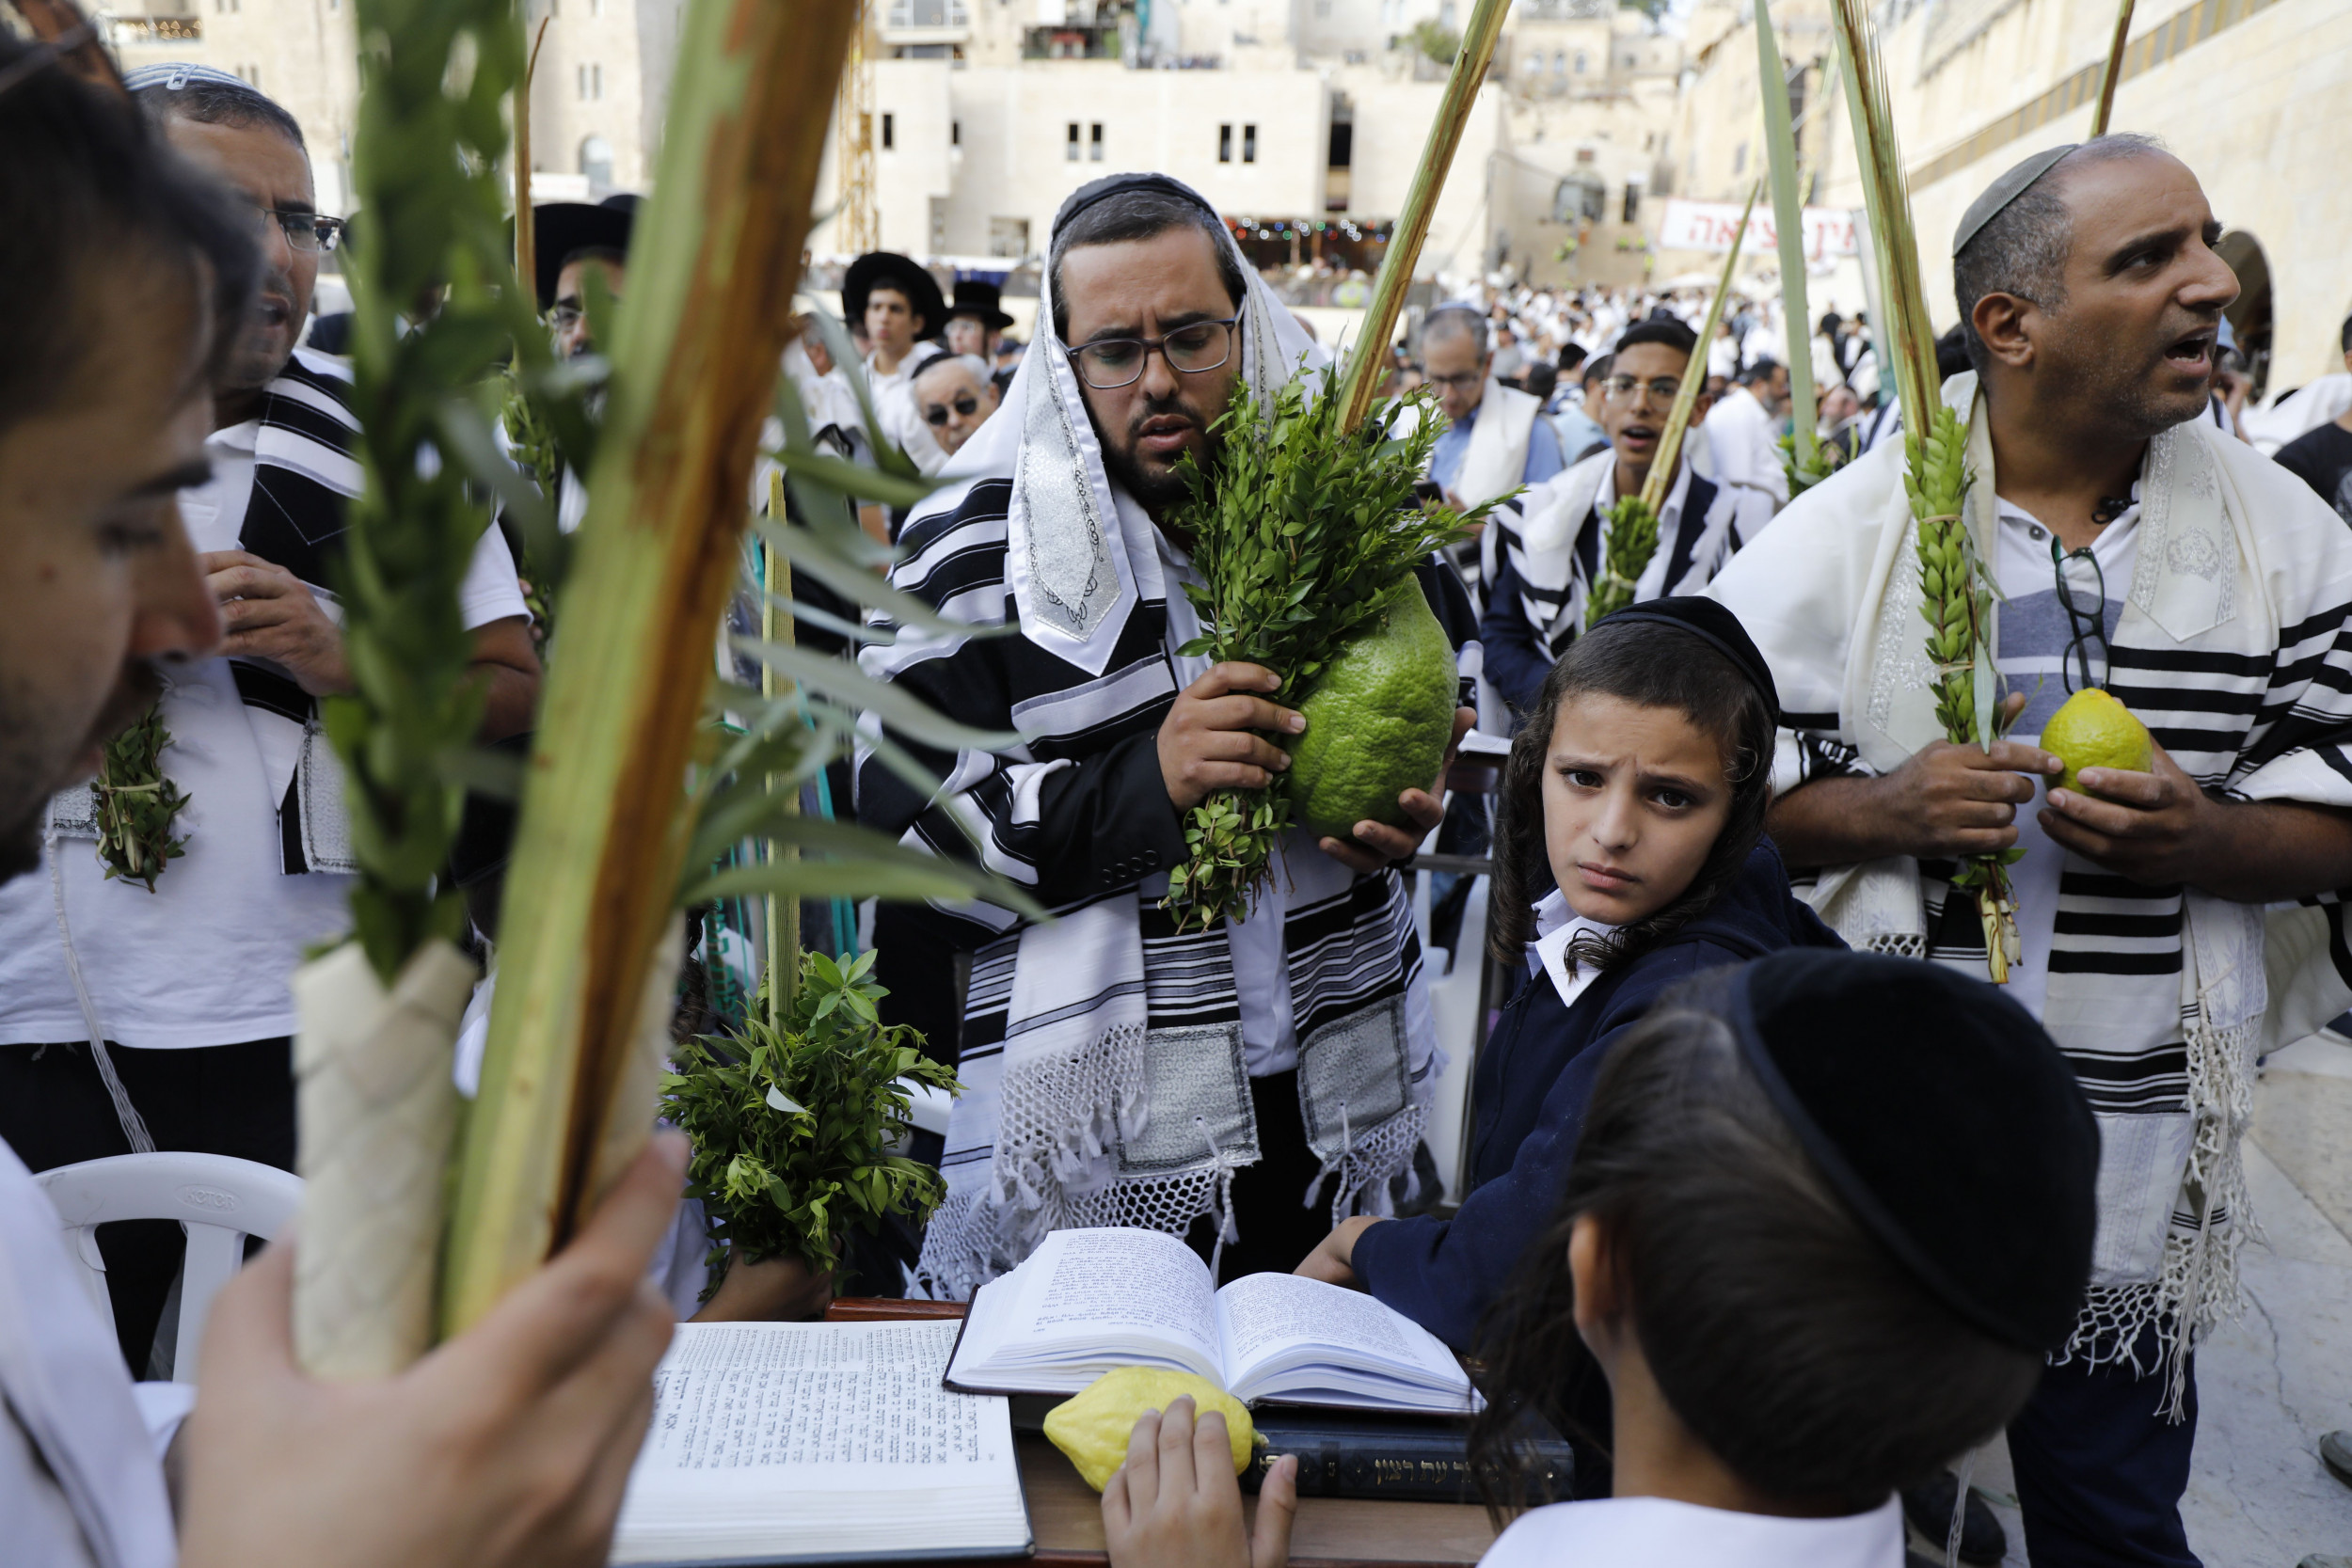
[661,948,959,1284]
[1161,369,1480,930]
[1587,494,1657,623]
[330,0,539,982]
[1905,401,2019,977]
[92,703,190,893]
[1780,429,1848,499]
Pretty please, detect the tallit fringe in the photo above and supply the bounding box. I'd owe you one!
[1854,932,1927,958]
[1305,1101,1426,1227]
[2055,1015,2258,1421]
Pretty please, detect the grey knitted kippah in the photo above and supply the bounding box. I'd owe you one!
[1952,144,2078,258]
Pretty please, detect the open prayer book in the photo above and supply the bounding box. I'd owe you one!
[611,1320,1029,1566]
[944,1227,1480,1414]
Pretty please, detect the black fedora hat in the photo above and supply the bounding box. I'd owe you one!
[843,251,947,341]
[532,194,639,309]
[946,277,1014,332]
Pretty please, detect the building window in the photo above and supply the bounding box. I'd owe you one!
[1622,182,1641,223]
[1089,121,1104,162]
[1218,123,1232,163]
[951,119,961,146]
[580,135,614,190]
[1732,140,1747,176]
[1573,50,1586,72]
[590,0,602,13]
[577,64,587,98]
[1522,51,1537,75]
[1067,121,1080,162]
[882,112,896,150]
[1242,123,1256,164]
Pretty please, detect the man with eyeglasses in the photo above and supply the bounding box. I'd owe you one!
[0,65,538,1375]
[1713,137,2352,1568]
[1479,320,1771,722]
[859,173,1478,1297]
[1419,307,1564,526]
[909,353,1000,464]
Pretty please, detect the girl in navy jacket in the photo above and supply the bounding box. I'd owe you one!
[1296,596,1843,1350]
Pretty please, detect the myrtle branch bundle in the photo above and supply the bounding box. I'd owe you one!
[1833,0,2019,978]
[1587,181,1759,624]
[1162,372,1472,928]
[92,705,190,892]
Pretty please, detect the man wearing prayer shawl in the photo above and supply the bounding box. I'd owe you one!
[1709,136,2352,1568]
[1478,319,1775,722]
[855,173,1479,1298]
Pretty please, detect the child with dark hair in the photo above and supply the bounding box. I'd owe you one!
[1295,598,1841,1354]
[1100,950,2097,1568]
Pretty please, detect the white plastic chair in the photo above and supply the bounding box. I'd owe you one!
[34,1151,302,1382]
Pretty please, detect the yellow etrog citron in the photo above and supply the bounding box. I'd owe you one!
[1042,1368,1255,1493]
[1284,583,1459,842]
[2040,688,2153,794]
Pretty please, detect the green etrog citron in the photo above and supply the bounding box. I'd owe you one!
[1284,584,1458,841]
[2040,688,2152,794]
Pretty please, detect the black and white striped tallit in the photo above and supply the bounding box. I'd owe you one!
[1489,446,1775,670]
[1709,372,2352,1412]
[231,346,369,875]
[854,174,1476,1298]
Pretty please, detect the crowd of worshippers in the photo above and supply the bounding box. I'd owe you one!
[11,35,2352,1568]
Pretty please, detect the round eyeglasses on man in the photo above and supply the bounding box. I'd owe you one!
[1066,315,1241,390]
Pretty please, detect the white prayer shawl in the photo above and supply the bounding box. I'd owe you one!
[1705,385,1790,507]
[1708,372,2352,1405]
[1454,378,1542,512]
[866,176,1446,1298]
[0,1146,175,1568]
[1454,378,1541,732]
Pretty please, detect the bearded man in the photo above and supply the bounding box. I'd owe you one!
[1709,136,2352,1568]
[857,174,1478,1295]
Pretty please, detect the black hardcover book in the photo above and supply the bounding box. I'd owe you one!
[1239,1409,1573,1505]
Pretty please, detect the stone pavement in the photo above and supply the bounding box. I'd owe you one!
[1904,1031,2352,1568]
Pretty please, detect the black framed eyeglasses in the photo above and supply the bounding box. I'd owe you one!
[2052,537,2111,693]
[251,204,343,253]
[924,394,982,425]
[1066,315,1241,390]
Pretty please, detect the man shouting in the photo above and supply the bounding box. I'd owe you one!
[1711,136,2352,1567]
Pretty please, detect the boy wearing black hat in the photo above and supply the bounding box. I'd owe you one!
[1106,950,2101,1568]
[842,251,948,469]
[945,278,1015,362]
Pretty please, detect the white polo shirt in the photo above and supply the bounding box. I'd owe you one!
[0,420,528,1050]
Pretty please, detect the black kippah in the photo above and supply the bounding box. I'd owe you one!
[1052,172,1218,242]
[1726,949,2099,1353]
[1593,596,1780,730]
